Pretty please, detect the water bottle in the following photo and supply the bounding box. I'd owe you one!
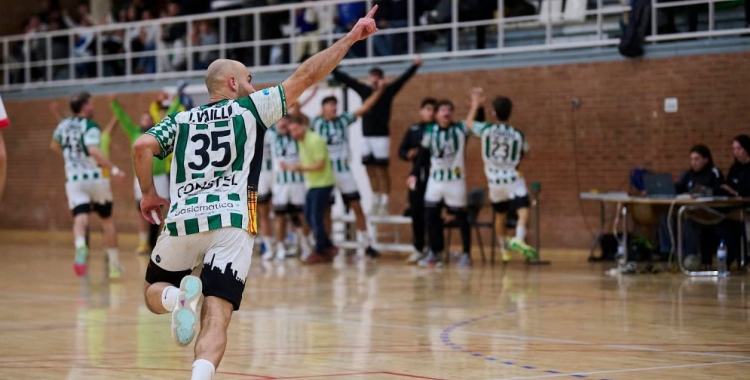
[717,240,728,276]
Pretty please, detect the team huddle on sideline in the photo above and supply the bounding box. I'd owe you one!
[256,80,387,263]
[405,87,539,267]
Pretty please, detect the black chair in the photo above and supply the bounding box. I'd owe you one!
[445,188,496,264]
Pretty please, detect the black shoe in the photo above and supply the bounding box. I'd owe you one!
[366,246,381,259]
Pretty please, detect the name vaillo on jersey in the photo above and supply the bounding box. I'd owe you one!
[188,105,234,123]
[177,173,240,198]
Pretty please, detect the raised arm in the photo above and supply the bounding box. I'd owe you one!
[353,79,385,117]
[387,58,421,95]
[282,6,379,107]
[110,98,142,144]
[49,101,64,122]
[332,68,371,97]
[297,84,319,108]
[465,87,485,131]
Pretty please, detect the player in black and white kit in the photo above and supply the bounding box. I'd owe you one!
[310,85,384,258]
[466,88,538,262]
[332,58,421,216]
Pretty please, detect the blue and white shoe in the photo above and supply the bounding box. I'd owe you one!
[171,275,203,346]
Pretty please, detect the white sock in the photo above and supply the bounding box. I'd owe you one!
[371,194,381,210]
[298,231,311,252]
[161,286,179,312]
[380,193,388,206]
[498,236,507,251]
[74,237,86,248]
[106,248,120,265]
[138,232,148,244]
[276,241,285,252]
[356,230,370,247]
[516,226,527,241]
[191,359,216,380]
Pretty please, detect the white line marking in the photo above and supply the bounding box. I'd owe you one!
[484,359,750,380]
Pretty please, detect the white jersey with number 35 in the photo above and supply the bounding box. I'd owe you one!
[146,85,287,237]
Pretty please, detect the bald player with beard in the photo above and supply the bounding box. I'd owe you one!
[131,6,380,380]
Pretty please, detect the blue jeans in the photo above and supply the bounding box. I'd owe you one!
[304,186,334,253]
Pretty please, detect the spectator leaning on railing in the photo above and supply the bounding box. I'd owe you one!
[160,1,187,72]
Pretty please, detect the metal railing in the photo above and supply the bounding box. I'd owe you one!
[1,0,747,91]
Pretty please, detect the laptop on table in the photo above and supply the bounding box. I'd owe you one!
[643,173,676,199]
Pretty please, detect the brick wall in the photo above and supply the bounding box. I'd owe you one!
[2,51,749,248]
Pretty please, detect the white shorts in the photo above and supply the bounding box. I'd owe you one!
[489,178,529,203]
[424,179,467,208]
[334,170,359,196]
[134,174,170,202]
[65,178,113,211]
[272,182,306,213]
[361,136,390,165]
[258,167,272,202]
[147,227,254,310]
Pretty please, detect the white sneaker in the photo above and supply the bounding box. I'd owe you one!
[171,275,202,346]
[275,243,287,261]
[262,249,274,261]
[406,250,422,265]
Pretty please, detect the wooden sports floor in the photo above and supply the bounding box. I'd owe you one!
[1,230,749,380]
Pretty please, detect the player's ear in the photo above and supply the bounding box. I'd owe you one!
[229,76,237,93]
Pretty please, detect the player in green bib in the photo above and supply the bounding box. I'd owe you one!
[132,7,380,379]
[110,94,177,255]
[466,88,538,262]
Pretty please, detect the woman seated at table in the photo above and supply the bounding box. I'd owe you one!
[658,144,723,267]
[715,135,750,270]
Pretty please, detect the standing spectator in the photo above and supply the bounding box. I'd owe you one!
[374,0,408,56]
[716,135,750,269]
[136,10,159,74]
[332,58,421,216]
[160,1,187,72]
[192,20,219,70]
[283,116,338,264]
[23,15,47,81]
[398,98,436,264]
[295,0,322,62]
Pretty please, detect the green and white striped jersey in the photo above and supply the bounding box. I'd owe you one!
[262,131,272,171]
[146,85,286,237]
[52,117,103,182]
[421,122,469,182]
[267,126,304,185]
[310,112,357,173]
[471,122,529,184]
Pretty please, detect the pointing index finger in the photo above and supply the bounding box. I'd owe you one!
[365,4,378,19]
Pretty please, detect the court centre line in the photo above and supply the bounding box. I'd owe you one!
[482,359,750,380]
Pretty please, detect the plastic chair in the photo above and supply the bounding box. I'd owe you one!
[445,188,496,264]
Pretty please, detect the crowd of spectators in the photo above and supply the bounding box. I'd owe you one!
[6,0,530,84]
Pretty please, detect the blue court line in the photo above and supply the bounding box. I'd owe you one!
[439,301,612,380]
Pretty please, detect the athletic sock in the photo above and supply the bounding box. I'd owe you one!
[370,194,381,213]
[106,248,121,265]
[161,286,180,312]
[356,230,370,248]
[498,237,507,251]
[191,359,216,380]
[138,232,149,244]
[516,226,527,241]
[75,237,86,249]
[380,194,389,214]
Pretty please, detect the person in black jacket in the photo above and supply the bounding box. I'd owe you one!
[332,58,421,216]
[398,98,436,264]
[715,135,750,269]
[658,145,724,267]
